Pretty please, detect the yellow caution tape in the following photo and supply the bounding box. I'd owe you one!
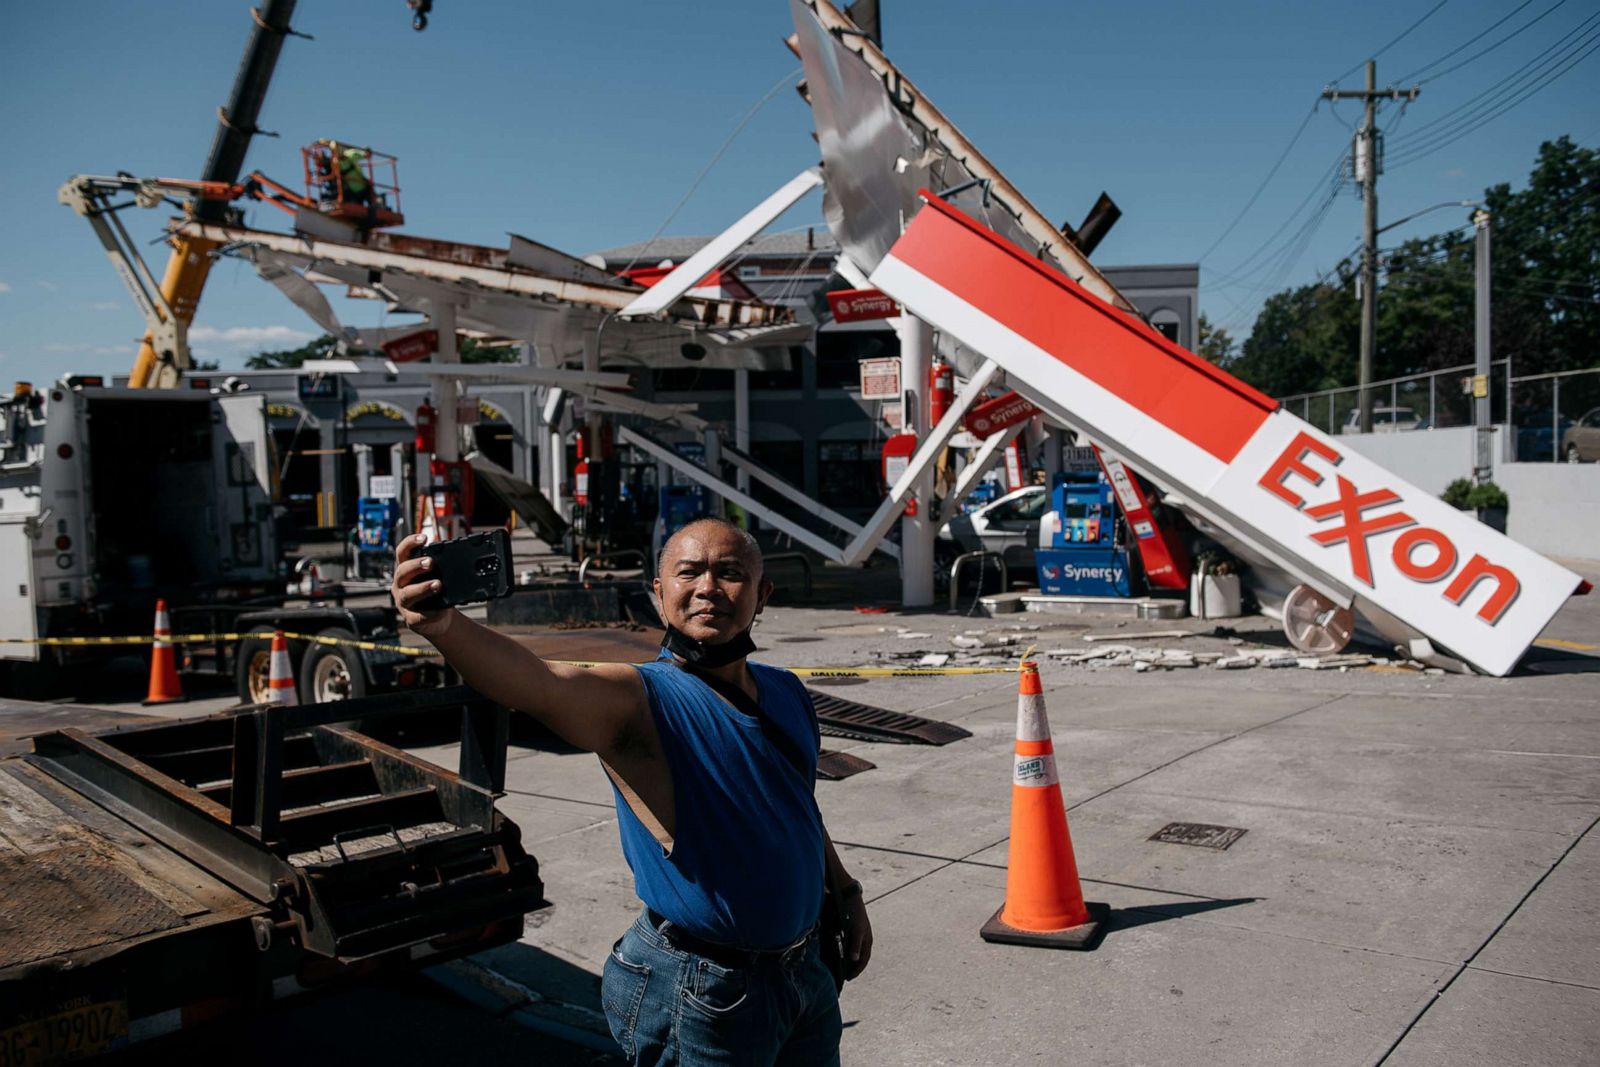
[0,631,439,658]
[0,635,1020,676]
[784,666,1018,678]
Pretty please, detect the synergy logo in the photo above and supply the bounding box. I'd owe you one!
[1258,431,1520,624]
[1056,563,1125,584]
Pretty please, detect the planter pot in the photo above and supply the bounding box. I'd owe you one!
[1476,506,1507,534]
[1190,573,1242,620]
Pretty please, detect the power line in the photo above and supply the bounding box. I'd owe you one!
[1398,0,1538,81]
[1412,0,1571,84]
[1331,0,1451,83]
[1390,11,1600,147]
[620,66,803,275]
[1390,23,1600,166]
[1197,4,1447,273]
[1205,149,1348,288]
[1194,101,1321,263]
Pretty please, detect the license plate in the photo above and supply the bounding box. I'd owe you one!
[1,1000,128,1066]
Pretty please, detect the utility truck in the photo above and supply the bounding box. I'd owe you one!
[0,376,434,703]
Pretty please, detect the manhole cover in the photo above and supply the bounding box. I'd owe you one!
[1149,822,1248,850]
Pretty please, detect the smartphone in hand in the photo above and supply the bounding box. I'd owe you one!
[412,528,514,610]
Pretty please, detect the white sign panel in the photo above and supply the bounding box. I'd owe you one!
[859,357,901,401]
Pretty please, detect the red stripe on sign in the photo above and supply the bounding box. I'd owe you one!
[894,194,1278,463]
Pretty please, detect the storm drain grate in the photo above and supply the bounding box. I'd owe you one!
[1149,822,1248,850]
[807,691,973,746]
[816,750,876,780]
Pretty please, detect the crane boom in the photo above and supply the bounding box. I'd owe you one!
[129,0,300,388]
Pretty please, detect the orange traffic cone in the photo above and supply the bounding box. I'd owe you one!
[142,599,186,705]
[266,631,298,705]
[305,563,324,598]
[980,661,1108,950]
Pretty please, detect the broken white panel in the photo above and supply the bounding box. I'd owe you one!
[620,168,824,319]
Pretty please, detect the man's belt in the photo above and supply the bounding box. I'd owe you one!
[645,909,813,969]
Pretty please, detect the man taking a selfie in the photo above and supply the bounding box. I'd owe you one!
[391,518,871,1065]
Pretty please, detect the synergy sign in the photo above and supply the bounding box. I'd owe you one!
[871,193,1583,676]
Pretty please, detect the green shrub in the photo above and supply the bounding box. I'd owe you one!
[1441,478,1474,509]
[1467,481,1509,511]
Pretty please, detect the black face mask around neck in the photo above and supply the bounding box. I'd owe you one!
[661,624,757,669]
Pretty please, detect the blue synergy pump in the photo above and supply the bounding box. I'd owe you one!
[1035,469,1134,597]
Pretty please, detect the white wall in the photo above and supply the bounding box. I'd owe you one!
[1496,463,1600,560]
[1342,425,1600,562]
[1341,426,1477,496]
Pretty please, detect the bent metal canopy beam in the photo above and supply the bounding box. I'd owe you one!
[870,194,1583,677]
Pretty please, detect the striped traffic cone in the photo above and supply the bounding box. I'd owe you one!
[979,661,1108,950]
[266,631,298,705]
[142,599,186,705]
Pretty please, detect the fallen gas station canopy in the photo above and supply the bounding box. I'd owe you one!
[791,0,1583,676]
[870,194,1583,677]
[176,219,806,372]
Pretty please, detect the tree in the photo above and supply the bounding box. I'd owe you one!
[246,333,337,369]
[1196,313,1237,365]
[1482,136,1599,377]
[1231,279,1358,397]
[459,337,520,364]
[1226,136,1598,397]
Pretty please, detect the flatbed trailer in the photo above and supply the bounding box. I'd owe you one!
[0,688,546,1063]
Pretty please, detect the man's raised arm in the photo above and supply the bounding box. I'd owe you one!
[389,534,648,757]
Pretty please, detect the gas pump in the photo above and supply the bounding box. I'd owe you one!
[1035,463,1134,597]
[652,441,711,562]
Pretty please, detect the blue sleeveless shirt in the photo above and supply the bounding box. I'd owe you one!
[610,654,825,949]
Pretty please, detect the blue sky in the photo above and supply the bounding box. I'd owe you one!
[2,1,1594,385]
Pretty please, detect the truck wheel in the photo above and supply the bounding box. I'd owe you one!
[298,629,368,704]
[235,629,280,704]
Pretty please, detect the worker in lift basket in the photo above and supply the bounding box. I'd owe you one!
[391,518,871,1065]
[337,145,370,206]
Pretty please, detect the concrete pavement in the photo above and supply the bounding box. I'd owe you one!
[415,563,1599,1065]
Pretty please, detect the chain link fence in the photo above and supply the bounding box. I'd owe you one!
[1278,362,1600,462]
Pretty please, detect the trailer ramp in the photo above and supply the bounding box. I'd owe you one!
[869,195,1583,677]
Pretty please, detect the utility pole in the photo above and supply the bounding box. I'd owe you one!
[1473,208,1493,482]
[1324,62,1418,433]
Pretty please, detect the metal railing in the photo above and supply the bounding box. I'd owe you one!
[948,551,1008,613]
[1278,360,1510,435]
[577,549,649,583]
[1506,367,1600,462]
[1278,361,1600,463]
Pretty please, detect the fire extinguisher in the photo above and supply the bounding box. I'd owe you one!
[414,401,437,455]
[929,361,954,426]
[574,428,590,507]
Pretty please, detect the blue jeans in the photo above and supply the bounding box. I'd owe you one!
[602,910,842,1066]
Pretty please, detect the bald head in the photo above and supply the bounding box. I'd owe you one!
[658,518,763,578]
[653,518,771,643]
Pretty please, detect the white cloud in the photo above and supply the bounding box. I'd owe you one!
[37,281,58,292]
[0,281,11,294]
[188,325,315,348]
